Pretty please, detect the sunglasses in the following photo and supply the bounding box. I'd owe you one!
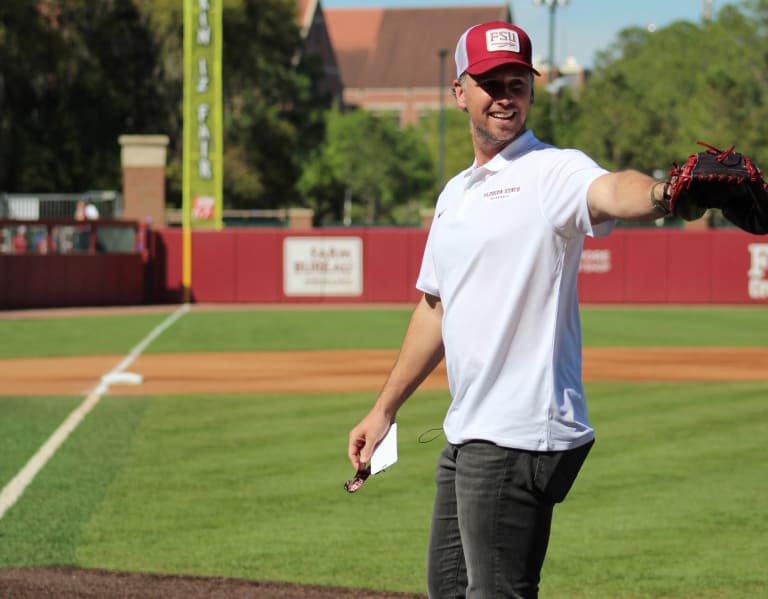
[343,465,371,493]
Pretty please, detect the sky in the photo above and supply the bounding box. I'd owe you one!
[320,0,729,69]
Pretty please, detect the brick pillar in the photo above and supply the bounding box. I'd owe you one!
[119,135,169,227]
[287,208,314,229]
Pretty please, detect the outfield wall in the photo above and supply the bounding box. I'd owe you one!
[150,228,768,305]
[2,226,767,308]
[0,219,147,309]
[0,253,146,308]
[150,228,428,304]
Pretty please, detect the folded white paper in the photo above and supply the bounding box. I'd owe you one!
[370,423,398,475]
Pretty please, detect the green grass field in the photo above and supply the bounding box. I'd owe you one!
[0,306,766,598]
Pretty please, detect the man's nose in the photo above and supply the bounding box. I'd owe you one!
[493,88,515,102]
[491,83,517,101]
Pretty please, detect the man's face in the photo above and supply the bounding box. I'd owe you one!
[454,63,534,158]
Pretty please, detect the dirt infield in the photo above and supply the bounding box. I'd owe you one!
[0,567,429,599]
[2,346,767,598]
[2,347,768,397]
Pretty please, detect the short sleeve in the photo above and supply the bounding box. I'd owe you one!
[415,211,440,296]
[538,149,610,239]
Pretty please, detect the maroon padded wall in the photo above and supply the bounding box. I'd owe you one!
[0,254,145,309]
[4,227,765,309]
[149,227,768,305]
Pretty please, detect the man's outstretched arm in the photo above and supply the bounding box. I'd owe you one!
[588,170,666,224]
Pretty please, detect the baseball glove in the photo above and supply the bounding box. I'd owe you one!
[662,142,768,234]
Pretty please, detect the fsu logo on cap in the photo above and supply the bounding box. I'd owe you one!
[485,28,520,53]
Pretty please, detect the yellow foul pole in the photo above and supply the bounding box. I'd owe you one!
[182,0,224,303]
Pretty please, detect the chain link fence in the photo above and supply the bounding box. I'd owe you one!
[0,191,122,220]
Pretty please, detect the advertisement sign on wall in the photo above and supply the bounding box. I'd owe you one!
[748,243,768,299]
[579,249,612,273]
[283,237,363,297]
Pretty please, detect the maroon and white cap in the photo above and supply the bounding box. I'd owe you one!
[454,21,540,78]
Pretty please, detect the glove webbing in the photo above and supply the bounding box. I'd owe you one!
[671,141,764,187]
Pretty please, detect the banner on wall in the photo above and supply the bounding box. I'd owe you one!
[283,237,363,296]
[579,249,612,273]
[182,0,223,231]
[748,243,768,299]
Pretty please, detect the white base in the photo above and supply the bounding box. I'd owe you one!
[101,372,144,385]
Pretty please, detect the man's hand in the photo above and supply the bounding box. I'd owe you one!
[348,409,393,471]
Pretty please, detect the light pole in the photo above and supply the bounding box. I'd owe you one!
[533,0,570,83]
[438,48,448,189]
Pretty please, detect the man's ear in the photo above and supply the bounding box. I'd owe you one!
[453,79,467,112]
[530,89,535,104]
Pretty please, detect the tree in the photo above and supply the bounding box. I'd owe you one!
[417,107,475,193]
[554,2,768,174]
[0,1,63,191]
[144,0,332,210]
[298,108,434,225]
[0,0,331,209]
[0,0,173,193]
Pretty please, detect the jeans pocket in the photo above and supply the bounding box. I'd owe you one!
[533,440,594,504]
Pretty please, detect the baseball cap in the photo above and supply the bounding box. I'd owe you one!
[455,21,540,78]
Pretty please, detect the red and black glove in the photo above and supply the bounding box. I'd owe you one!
[658,142,768,234]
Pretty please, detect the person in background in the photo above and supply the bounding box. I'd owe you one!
[73,199,99,251]
[74,199,99,221]
[33,229,51,254]
[12,225,28,254]
[347,20,679,599]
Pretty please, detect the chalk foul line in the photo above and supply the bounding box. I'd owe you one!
[0,303,190,521]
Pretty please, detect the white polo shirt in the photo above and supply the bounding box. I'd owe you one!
[416,130,611,451]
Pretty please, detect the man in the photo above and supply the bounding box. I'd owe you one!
[347,21,672,598]
[75,199,99,221]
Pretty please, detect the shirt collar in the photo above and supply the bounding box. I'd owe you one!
[462,129,538,183]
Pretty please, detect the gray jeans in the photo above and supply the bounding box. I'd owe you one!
[426,440,593,599]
